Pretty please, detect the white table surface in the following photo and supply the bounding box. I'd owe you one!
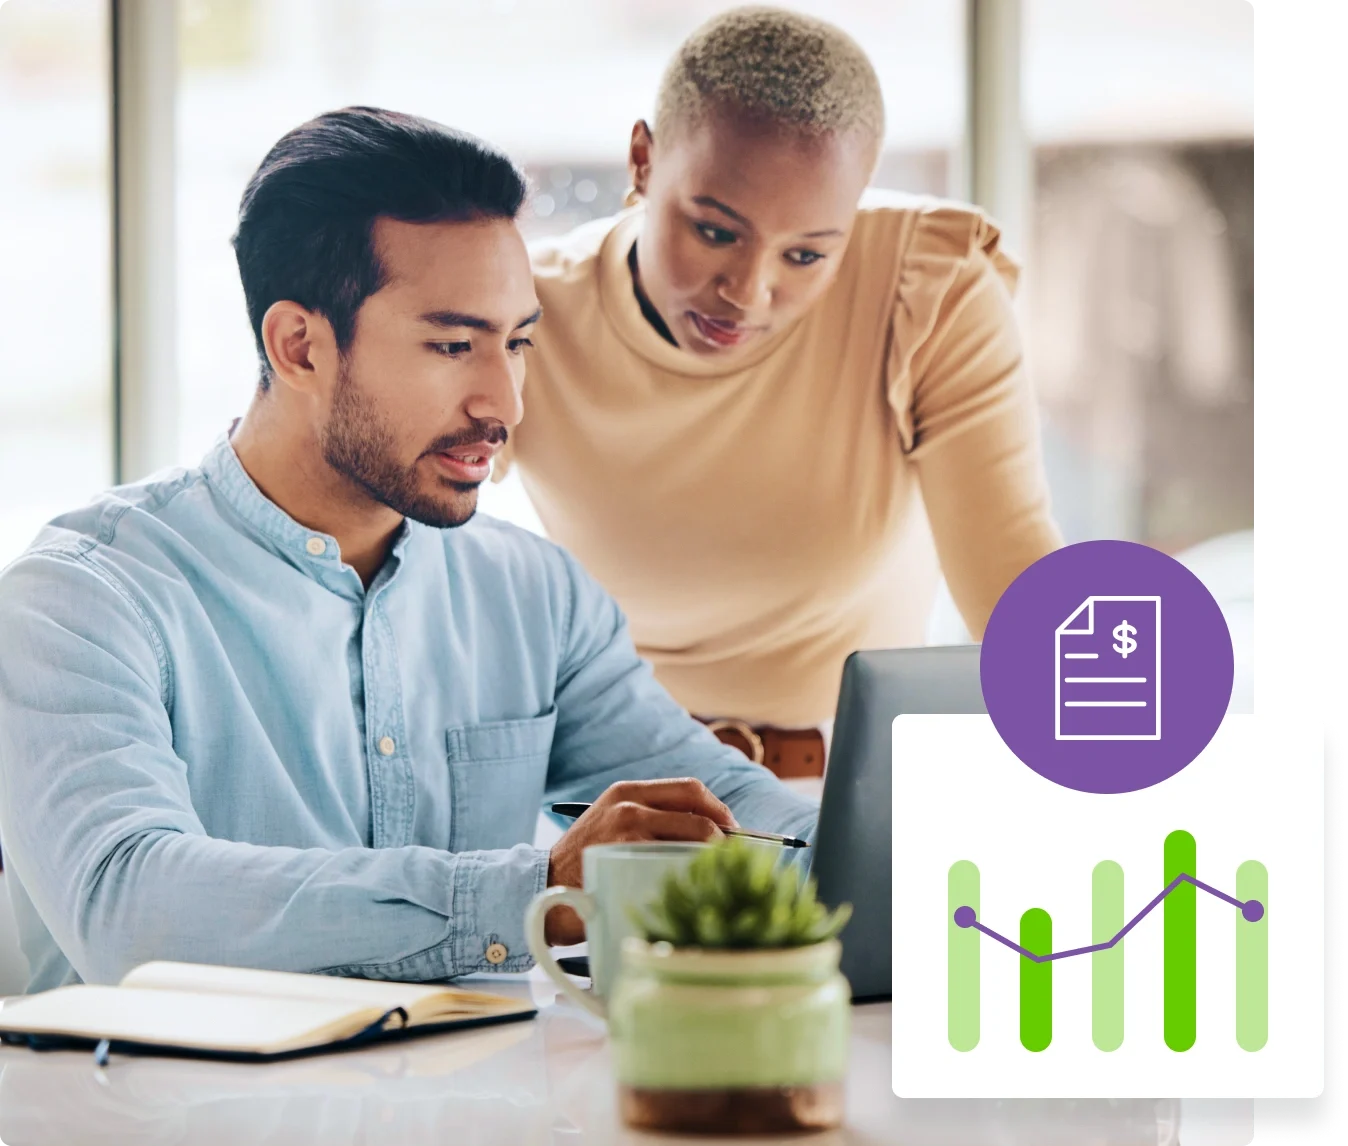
[0,968,1254,1145]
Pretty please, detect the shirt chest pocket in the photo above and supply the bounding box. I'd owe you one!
[446,707,557,852]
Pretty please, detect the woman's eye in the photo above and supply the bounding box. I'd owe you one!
[507,337,534,353]
[429,341,471,357]
[785,249,825,267]
[695,222,738,245]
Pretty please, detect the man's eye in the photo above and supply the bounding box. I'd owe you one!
[429,341,471,357]
[508,337,534,353]
[695,222,738,245]
[785,249,825,267]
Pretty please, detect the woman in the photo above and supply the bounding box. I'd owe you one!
[496,6,1062,775]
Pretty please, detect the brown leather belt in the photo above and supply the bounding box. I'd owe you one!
[697,717,825,779]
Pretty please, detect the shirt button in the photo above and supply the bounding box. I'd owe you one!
[305,537,327,556]
[377,736,396,756]
[485,942,508,965]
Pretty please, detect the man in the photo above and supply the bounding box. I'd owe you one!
[0,107,816,994]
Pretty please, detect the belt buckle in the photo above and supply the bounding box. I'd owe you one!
[705,718,766,767]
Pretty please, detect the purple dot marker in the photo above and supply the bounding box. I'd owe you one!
[953,906,977,928]
[1241,900,1264,923]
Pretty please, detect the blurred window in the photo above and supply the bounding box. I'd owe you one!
[1024,0,1253,550]
[0,0,114,567]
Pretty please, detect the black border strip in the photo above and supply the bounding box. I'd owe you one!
[1,1006,536,1064]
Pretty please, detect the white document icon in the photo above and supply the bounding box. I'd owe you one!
[1055,596,1161,740]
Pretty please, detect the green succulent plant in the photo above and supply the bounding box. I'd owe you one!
[630,837,852,949]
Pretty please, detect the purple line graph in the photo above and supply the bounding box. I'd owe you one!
[953,873,1265,963]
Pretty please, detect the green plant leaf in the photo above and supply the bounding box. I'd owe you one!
[760,901,794,946]
[694,904,728,946]
[628,837,853,950]
[729,907,763,944]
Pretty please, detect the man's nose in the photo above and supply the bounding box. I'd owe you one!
[717,248,774,313]
[465,350,524,428]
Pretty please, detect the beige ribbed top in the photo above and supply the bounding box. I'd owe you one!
[497,190,1062,726]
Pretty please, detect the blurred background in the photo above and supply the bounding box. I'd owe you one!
[0,0,1252,569]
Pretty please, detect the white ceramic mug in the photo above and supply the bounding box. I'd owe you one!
[524,842,707,1018]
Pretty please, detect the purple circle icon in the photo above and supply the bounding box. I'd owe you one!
[980,540,1233,794]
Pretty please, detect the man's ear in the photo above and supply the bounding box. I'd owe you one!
[260,301,337,397]
[628,119,655,198]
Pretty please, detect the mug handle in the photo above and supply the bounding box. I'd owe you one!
[524,885,606,1019]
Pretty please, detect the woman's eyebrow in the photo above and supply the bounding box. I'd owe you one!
[692,195,752,229]
[690,195,843,239]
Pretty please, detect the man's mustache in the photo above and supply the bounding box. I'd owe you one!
[424,420,509,455]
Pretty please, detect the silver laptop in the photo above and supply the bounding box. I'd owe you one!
[811,645,986,1001]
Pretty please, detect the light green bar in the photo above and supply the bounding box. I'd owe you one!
[1092,860,1125,1051]
[948,860,980,1051]
[1236,861,1268,1052]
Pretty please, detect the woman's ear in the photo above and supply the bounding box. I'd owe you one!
[627,119,655,198]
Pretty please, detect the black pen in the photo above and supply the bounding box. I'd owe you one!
[549,802,809,848]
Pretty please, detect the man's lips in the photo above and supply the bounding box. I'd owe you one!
[429,441,500,483]
[687,310,762,348]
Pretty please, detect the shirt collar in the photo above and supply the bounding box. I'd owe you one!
[200,432,415,586]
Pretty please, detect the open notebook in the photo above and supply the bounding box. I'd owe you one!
[0,961,536,1061]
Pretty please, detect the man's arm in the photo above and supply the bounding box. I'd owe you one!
[0,551,546,984]
[541,544,819,848]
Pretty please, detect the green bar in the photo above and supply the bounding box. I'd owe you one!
[1164,830,1197,1052]
[1019,908,1052,1052]
[1236,861,1268,1052]
[1092,861,1125,1051]
[947,861,980,1051]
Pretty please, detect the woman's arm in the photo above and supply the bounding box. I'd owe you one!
[897,231,1063,639]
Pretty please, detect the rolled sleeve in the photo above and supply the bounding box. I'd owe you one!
[448,845,550,975]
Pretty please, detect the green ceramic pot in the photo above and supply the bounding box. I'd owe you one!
[608,937,850,1135]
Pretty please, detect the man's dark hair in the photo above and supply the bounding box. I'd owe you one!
[232,106,528,388]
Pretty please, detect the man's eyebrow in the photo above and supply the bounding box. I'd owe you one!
[418,306,543,333]
[691,195,844,240]
[419,310,500,333]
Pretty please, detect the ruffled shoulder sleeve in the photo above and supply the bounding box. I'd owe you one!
[885,202,1022,452]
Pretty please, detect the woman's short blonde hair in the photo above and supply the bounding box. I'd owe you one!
[654,6,885,149]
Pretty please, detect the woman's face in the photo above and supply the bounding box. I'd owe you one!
[629,113,875,360]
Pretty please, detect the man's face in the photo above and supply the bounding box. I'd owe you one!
[321,216,539,529]
[632,114,874,361]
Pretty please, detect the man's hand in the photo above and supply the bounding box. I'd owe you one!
[542,778,739,946]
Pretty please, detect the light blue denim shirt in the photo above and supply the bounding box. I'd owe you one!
[0,436,817,993]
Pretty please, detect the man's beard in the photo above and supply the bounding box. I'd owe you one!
[320,360,506,530]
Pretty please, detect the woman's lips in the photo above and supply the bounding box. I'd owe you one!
[687,310,759,348]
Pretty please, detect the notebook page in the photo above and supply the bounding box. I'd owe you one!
[0,985,381,1054]
[121,962,529,1024]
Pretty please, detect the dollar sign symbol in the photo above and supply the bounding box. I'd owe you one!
[1113,620,1138,659]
